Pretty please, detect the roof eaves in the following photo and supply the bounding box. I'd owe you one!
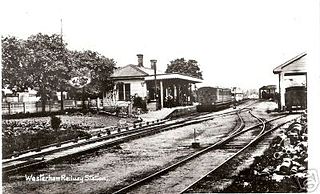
[273,52,307,74]
[111,75,146,80]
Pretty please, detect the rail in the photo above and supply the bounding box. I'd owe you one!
[112,112,288,194]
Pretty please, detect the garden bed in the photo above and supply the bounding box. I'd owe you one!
[2,114,135,158]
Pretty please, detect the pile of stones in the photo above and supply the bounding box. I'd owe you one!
[223,113,308,192]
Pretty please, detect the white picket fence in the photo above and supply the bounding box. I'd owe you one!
[2,99,103,115]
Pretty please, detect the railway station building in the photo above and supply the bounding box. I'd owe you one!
[105,54,202,111]
[273,52,307,111]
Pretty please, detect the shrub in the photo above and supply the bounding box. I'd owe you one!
[133,96,147,111]
[51,115,61,130]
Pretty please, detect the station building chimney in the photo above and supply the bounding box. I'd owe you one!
[137,54,143,67]
[150,59,157,70]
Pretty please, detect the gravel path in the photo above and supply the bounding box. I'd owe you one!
[128,130,257,194]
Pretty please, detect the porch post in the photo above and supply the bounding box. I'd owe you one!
[123,84,126,101]
[97,97,100,109]
[279,73,285,111]
[113,84,117,102]
[160,80,164,109]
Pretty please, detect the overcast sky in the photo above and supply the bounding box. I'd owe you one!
[1,0,319,90]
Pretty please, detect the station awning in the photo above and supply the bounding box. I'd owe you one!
[144,73,202,83]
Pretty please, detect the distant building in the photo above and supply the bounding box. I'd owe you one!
[259,85,277,100]
[107,54,202,110]
[273,52,307,111]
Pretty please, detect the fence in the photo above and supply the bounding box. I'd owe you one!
[1,99,102,115]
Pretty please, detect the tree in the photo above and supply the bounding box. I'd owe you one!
[1,36,29,92]
[23,33,70,112]
[2,33,116,112]
[165,58,203,79]
[67,50,116,100]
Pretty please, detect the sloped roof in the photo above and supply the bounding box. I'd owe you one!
[111,64,147,78]
[111,64,164,78]
[136,66,160,75]
[273,52,307,74]
[111,63,201,83]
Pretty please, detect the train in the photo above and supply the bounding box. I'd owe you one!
[196,87,235,112]
[285,86,307,111]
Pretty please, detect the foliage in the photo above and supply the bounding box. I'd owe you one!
[1,36,29,92]
[2,34,116,110]
[2,119,92,158]
[133,96,147,111]
[50,115,62,130]
[24,34,70,111]
[67,50,116,99]
[165,58,203,79]
[2,34,70,111]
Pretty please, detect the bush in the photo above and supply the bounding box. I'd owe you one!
[133,96,147,111]
[51,115,62,130]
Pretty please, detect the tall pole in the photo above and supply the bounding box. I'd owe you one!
[278,74,281,111]
[60,18,64,111]
[151,60,158,110]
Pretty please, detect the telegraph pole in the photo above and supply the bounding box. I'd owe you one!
[60,19,64,111]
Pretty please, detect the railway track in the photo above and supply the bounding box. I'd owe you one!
[2,104,253,176]
[180,116,291,193]
[111,110,293,194]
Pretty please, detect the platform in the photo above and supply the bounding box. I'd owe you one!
[139,105,197,122]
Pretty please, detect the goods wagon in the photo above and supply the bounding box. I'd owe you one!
[285,86,307,111]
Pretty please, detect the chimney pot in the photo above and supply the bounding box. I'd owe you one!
[137,54,143,67]
[150,59,157,70]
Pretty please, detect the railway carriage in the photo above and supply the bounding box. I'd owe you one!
[196,87,234,112]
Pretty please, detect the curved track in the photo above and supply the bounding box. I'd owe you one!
[180,117,289,193]
[111,109,273,194]
[179,111,267,193]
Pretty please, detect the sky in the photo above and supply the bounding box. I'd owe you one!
[1,0,319,90]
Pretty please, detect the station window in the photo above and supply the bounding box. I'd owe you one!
[118,84,124,101]
[125,84,130,101]
[117,83,131,101]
